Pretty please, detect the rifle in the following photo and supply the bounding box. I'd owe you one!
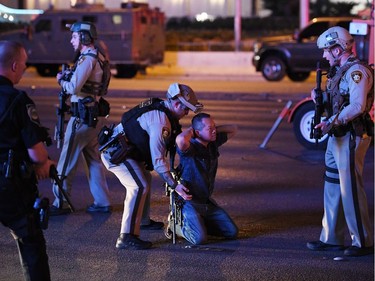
[165,168,182,244]
[49,165,75,212]
[310,61,324,145]
[54,64,70,149]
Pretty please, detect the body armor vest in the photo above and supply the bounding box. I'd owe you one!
[121,98,182,170]
[326,58,374,117]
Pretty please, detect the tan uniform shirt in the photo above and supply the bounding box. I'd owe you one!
[60,47,103,102]
[334,59,373,125]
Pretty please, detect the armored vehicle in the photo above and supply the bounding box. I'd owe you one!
[0,3,165,78]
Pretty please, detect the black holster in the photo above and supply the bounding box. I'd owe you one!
[77,97,99,128]
[352,114,374,137]
[329,124,350,138]
[109,134,133,165]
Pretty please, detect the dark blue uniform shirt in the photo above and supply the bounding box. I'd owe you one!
[177,132,227,204]
[0,75,48,219]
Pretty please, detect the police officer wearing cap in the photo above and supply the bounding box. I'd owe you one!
[51,21,111,215]
[0,41,54,280]
[307,26,374,256]
[100,83,203,249]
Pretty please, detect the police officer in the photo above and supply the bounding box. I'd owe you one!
[307,26,374,256]
[0,41,54,280]
[100,83,203,249]
[51,21,111,215]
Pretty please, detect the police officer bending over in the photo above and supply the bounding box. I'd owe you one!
[51,21,111,215]
[100,83,203,249]
[0,41,54,280]
[307,26,374,257]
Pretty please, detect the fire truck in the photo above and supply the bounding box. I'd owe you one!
[288,18,374,149]
[0,3,165,78]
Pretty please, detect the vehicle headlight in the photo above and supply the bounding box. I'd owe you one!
[253,55,260,61]
[253,41,262,53]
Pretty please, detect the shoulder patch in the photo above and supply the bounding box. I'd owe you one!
[162,126,171,140]
[78,56,86,65]
[26,104,40,125]
[139,98,153,108]
[351,71,363,84]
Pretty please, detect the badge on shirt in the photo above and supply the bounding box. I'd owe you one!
[351,71,363,84]
[26,104,41,125]
[162,127,171,140]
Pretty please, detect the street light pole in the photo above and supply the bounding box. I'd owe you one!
[234,0,241,52]
[300,0,310,29]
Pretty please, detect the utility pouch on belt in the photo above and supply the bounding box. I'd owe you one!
[329,124,350,138]
[78,96,98,128]
[352,117,365,137]
[364,113,374,137]
[109,134,133,165]
[98,97,110,117]
[352,114,374,137]
[34,197,50,230]
[98,124,114,146]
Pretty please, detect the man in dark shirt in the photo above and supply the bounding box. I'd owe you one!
[173,112,238,245]
[0,40,54,280]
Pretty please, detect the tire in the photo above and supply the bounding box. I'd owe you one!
[293,102,328,150]
[260,56,286,81]
[36,64,59,77]
[116,64,138,78]
[287,71,310,82]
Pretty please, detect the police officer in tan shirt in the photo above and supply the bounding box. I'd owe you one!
[307,26,374,257]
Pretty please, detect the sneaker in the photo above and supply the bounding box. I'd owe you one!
[49,205,71,216]
[86,203,112,213]
[140,219,164,230]
[307,241,345,251]
[115,234,152,250]
[344,246,374,257]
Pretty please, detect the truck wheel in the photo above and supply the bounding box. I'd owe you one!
[36,64,59,77]
[287,71,310,82]
[293,101,328,150]
[116,65,138,78]
[260,56,286,81]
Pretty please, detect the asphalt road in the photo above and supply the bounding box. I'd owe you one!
[0,73,374,281]
[19,65,317,98]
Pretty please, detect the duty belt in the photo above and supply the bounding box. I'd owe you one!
[329,124,351,138]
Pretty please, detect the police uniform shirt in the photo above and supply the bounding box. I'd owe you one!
[137,109,172,174]
[0,76,47,217]
[177,132,228,204]
[335,58,373,125]
[0,76,47,155]
[60,47,103,102]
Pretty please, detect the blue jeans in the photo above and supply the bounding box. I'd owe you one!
[181,201,238,245]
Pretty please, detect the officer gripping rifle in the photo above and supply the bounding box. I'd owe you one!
[55,64,71,149]
[164,167,183,244]
[310,62,324,145]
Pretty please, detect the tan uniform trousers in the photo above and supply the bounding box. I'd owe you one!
[101,153,151,235]
[320,131,373,248]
